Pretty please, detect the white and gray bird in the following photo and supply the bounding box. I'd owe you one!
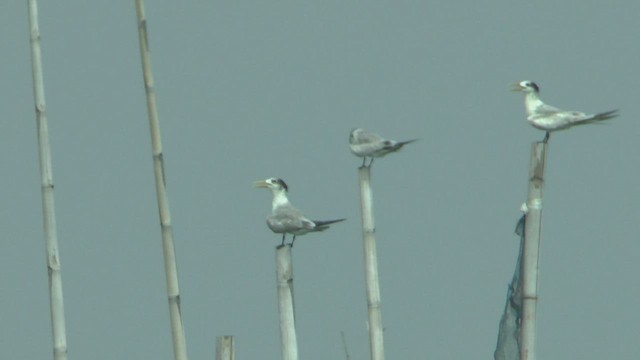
[349,128,417,167]
[254,178,345,247]
[512,80,618,143]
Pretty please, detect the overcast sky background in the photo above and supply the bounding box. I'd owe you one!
[2,1,639,359]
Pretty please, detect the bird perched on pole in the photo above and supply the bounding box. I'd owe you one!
[349,128,417,167]
[512,80,618,143]
[254,178,345,247]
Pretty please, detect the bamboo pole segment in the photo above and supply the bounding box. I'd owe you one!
[26,1,69,359]
[275,245,298,360]
[520,142,547,360]
[134,2,188,360]
[215,336,235,360]
[357,166,385,360]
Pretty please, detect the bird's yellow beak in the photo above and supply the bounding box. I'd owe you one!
[511,83,524,92]
[253,180,269,188]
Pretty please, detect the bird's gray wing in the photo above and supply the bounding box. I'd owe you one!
[349,129,384,145]
[350,140,390,156]
[528,112,575,130]
[534,103,563,115]
[530,109,613,131]
[267,203,313,233]
[369,139,417,157]
[354,131,385,144]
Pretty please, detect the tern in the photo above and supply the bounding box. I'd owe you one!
[254,178,345,247]
[349,128,417,167]
[512,80,618,143]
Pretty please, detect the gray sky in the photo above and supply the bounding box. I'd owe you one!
[2,1,639,359]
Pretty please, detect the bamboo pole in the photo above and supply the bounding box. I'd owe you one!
[215,336,235,360]
[26,1,69,359]
[134,2,188,360]
[520,142,547,360]
[357,166,385,360]
[275,245,298,360]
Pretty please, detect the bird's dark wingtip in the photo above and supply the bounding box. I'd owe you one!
[597,109,619,120]
[397,139,418,148]
[314,218,346,227]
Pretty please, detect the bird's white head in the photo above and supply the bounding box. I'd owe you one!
[511,80,540,94]
[254,177,289,192]
[349,128,364,144]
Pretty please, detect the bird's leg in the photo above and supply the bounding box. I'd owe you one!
[281,234,286,246]
[361,157,367,167]
[290,235,296,248]
[543,131,550,144]
[368,158,374,167]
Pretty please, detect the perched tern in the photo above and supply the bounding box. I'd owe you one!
[254,178,345,247]
[512,80,618,143]
[349,128,417,167]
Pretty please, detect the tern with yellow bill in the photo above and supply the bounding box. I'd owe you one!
[254,178,345,247]
[512,80,618,143]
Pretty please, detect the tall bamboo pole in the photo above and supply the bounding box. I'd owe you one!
[275,245,298,360]
[26,1,69,359]
[215,336,235,360]
[134,2,188,360]
[357,166,385,360]
[520,142,547,360]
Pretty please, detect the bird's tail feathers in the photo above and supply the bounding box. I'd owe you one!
[390,139,418,152]
[583,109,618,124]
[570,109,617,127]
[313,218,346,231]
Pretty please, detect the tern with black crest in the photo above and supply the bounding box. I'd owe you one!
[254,177,345,247]
[512,80,618,143]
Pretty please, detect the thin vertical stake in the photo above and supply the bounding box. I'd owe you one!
[26,1,69,359]
[520,142,547,360]
[215,336,235,360]
[134,1,188,359]
[358,166,385,360]
[275,245,299,360]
